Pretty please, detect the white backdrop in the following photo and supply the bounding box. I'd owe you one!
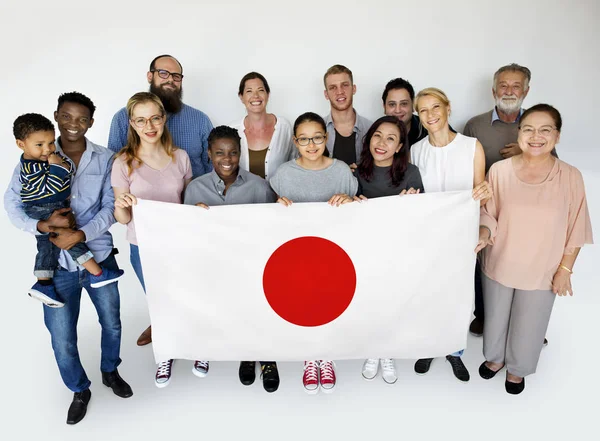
[1,1,599,440]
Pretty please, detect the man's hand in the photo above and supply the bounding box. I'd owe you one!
[500,143,521,159]
[49,227,85,250]
[37,207,75,233]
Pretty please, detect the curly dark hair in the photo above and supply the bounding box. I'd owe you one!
[57,91,96,118]
[13,113,55,140]
[208,125,242,150]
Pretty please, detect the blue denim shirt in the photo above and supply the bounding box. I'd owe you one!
[4,138,116,271]
[107,103,214,178]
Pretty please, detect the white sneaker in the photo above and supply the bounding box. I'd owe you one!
[362,358,379,380]
[380,358,397,384]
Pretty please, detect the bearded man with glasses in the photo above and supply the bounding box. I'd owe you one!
[463,63,557,339]
[108,54,214,181]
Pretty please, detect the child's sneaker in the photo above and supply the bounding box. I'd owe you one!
[302,360,320,394]
[192,360,209,378]
[319,360,336,393]
[28,282,64,308]
[155,359,174,388]
[90,268,124,288]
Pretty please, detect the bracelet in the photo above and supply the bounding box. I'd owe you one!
[559,264,573,274]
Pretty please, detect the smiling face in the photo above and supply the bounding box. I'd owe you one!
[239,78,269,114]
[493,70,529,115]
[416,95,450,133]
[17,130,56,161]
[384,88,413,126]
[130,101,165,144]
[208,138,240,181]
[369,122,402,167]
[294,121,328,162]
[324,73,356,112]
[518,111,560,158]
[54,101,93,144]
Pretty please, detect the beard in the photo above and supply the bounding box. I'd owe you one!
[495,94,524,115]
[150,82,183,114]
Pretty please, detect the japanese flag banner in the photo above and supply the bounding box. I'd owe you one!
[133,191,478,362]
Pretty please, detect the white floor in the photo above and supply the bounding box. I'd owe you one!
[2,169,598,440]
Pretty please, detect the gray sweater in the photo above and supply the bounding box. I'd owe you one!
[270,159,358,202]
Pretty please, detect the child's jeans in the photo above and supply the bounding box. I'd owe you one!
[24,199,94,278]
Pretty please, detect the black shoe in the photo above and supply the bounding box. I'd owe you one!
[66,389,91,425]
[102,369,133,398]
[446,355,470,382]
[469,317,484,337]
[260,362,280,393]
[505,377,525,395]
[239,361,256,386]
[543,338,548,347]
[478,361,503,380]
[414,358,434,374]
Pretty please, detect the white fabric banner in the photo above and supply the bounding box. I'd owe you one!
[134,191,478,362]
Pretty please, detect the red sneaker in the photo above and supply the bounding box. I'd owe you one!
[319,360,336,393]
[302,360,319,394]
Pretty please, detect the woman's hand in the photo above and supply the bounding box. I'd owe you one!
[277,197,293,206]
[195,203,209,210]
[472,181,493,205]
[328,194,353,206]
[353,195,367,202]
[474,226,491,253]
[115,192,138,209]
[552,267,573,296]
[400,188,420,196]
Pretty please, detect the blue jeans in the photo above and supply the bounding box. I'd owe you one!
[24,200,93,278]
[44,253,122,392]
[129,244,145,292]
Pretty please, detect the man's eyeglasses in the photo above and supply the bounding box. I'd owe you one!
[130,114,165,128]
[295,135,326,146]
[519,126,556,137]
[150,69,184,82]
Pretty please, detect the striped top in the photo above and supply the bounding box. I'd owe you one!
[19,155,73,204]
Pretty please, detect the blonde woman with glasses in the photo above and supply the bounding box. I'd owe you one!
[111,92,208,388]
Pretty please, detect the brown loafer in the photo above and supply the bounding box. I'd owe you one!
[137,325,152,346]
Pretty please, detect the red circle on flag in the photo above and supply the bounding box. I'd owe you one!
[263,236,356,327]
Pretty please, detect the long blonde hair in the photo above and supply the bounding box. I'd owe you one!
[116,92,175,175]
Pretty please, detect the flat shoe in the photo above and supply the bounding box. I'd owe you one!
[505,377,525,395]
[478,362,503,380]
[137,325,152,346]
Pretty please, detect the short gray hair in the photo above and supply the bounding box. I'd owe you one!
[493,63,531,91]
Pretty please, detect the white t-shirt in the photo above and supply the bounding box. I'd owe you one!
[410,132,476,192]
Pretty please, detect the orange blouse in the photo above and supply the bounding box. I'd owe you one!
[479,157,593,291]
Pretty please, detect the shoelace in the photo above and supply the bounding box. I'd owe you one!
[195,360,209,370]
[380,358,395,370]
[303,361,319,382]
[156,360,172,377]
[319,360,335,381]
[365,358,379,369]
[261,363,276,378]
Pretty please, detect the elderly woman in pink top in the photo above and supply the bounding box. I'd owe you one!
[475,104,593,395]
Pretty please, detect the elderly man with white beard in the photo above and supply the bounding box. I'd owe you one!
[464,63,557,337]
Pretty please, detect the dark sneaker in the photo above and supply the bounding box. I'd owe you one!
[260,362,280,393]
[239,361,256,385]
[28,282,64,308]
[414,358,434,375]
[446,355,470,382]
[90,268,124,288]
[155,359,174,388]
[192,360,209,378]
[469,317,484,337]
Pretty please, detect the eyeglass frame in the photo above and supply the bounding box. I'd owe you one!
[518,125,557,137]
[294,135,327,146]
[129,114,166,128]
[150,69,184,82]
